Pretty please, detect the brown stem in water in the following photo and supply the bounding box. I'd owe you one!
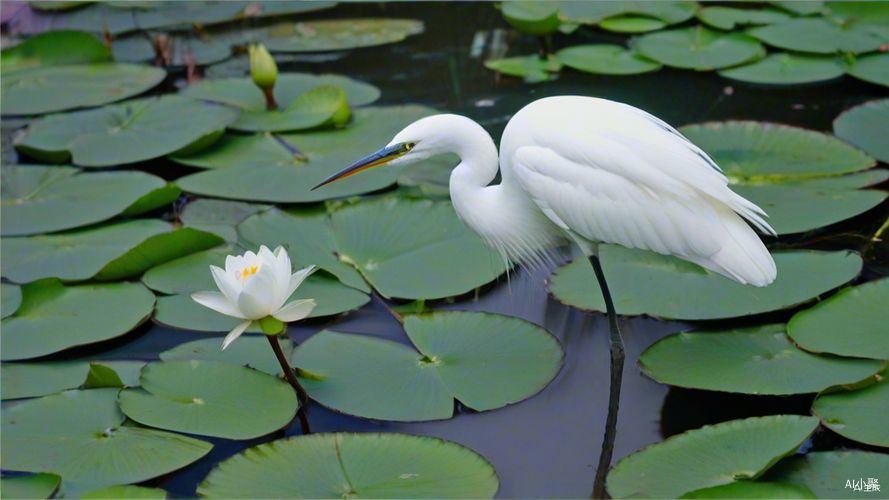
[262,87,279,111]
[267,334,311,434]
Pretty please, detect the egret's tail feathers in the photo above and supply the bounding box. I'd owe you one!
[726,192,778,237]
[690,206,777,287]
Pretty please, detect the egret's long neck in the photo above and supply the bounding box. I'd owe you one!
[444,117,500,189]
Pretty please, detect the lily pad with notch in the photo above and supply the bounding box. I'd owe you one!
[747,18,885,54]
[111,34,231,67]
[846,53,889,89]
[1,30,111,74]
[761,451,889,499]
[255,19,425,52]
[179,199,271,243]
[556,45,661,75]
[16,95,239,167]
[291,311,564,421]
[557,2,699,25]
[119,360,298,440]
[229,85,351,133]
[718,53,845,85]
[197,432,499,499]
[634,26,765,70]
[606,415,820,498]
[160,335,294,376]
[1,360,146,400]
[697,7,790,31]
[833,98,889,164]
[813,376,889,447]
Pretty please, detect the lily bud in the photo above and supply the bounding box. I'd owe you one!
[249,43,278,90]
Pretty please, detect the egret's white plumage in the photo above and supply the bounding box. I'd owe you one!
[331,96,778,287]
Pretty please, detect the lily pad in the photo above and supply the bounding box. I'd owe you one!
[1,165,177,236]
[634,26,765,70]
[556,45,661,75]
[697,7,790,31]
[16,95,239,167]
[292,311,564,421]
[2,283,22,319]
[179,73,381,113]
[501,2,561,36]
[396,153,460,198]
[847,53,889,88]
[230,85,350,133]
[825,1,889,24]
[787,278,889,360]
[2,360,145,400]
[599,16,666,33]
[558,2,699,25]
[484,55,562,83]
[677,121,875,181]
[606,415,820,499]
[1,388,213,485]
[747,18,885,54]
[769,2,824,16]
[718,53,845,84]
[1,30,111,73]
[179,199,271,243]
[160,336,294,376]
[1,279,156,361]
[762,451,889,499]
[81,485,168,499]
[833,98,889,163]
[547,247,862,320]
[2,220,224,284]
[1,63,166,116]
[198,432,499,499]
[331,195,508,299]
[257,19,425,52]
[119,360,298,440]
[112,35,230,67]
[0,474,61,500]
[638,324,885,395]
[813,376,889,447]
[141,244,239,294]
[175,106,440,203]
[680,482,816,499]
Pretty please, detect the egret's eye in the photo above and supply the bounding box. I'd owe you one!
[405,142,416,151]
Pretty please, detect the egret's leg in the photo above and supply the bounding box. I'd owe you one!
[590,254,625,499]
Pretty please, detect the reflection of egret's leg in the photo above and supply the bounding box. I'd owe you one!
[590,253,624,499]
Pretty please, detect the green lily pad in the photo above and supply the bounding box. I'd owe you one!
[119,360,298,440]
[484,55,562,83]
[2,220,223,284]
[198,432,499,499]
[826,1,889,24]
[2,360,145,400]
[142,244,238,294]
[237,206,370,293]
[111,34,230,67]
[175,106,440,203]
[1,279,155,361]
[718,53,845,84]
[257,19,425,52]
[558,2,699,25]
[747,18,885,54]
[599,16,666,33]
[1,388,213,485]
[1,30,111,74]
[179,199,271,243]
[29,1,90,11]
[548,247,862,320]
[501,1,561,36]
[230,85,350,133]
[179,73,381,113]
[606,415,820,499]
[0,473,61,500]
[788,278,889,360]
[635,26,765,70]
[160,335,294,376]
[680,482,816,499]
[81,485,168,499]
[1,63,166,116]
[769,2,824,16]
[331,195,508,300]
[16,95,239,167]
[847,53,889,88]
[0,166,178,236]
[813,376,889,447]
[396,154,460,198]
[293,311,564,421]
[677,121,875,181]
[697,7,791,31]
[638,324,885,395]
[834,98,889,163]
[761,451,889,499]
[555,44,661,75]
[2,283,22,319]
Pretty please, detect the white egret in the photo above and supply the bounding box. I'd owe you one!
[313,96,776,497]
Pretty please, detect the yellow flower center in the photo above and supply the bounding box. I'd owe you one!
[239,265,259,283]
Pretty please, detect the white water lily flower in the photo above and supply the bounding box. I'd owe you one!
[191,245,316,350]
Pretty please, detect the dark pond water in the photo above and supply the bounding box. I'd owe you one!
[4,2,889,498]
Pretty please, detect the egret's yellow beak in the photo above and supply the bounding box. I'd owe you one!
[312,142,412,190]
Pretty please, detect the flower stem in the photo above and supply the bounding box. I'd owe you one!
[262,87,279,111]
[266,334,311,434]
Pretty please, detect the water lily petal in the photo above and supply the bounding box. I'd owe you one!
[225,254,241,275]
[191,291,246,319]
[285,265,316,301]
[210,265,242,304]
[238,268,276,319]
[272,299,316,322]
[221,320,253,350]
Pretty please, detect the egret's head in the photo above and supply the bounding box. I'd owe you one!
[311,115,455,190]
